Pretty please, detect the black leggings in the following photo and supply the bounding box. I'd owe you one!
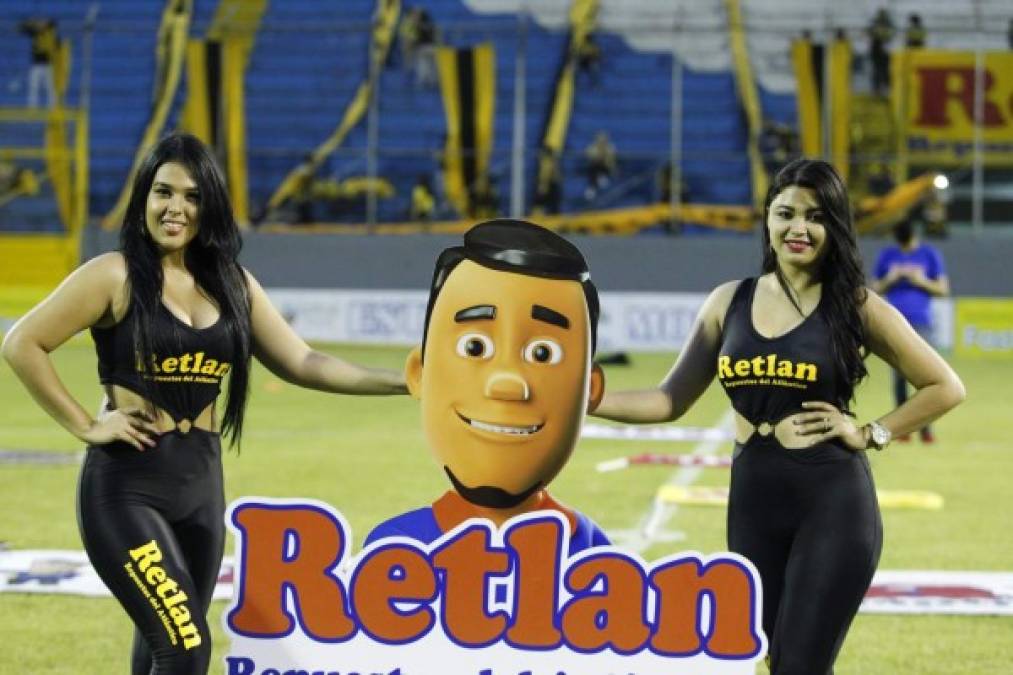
[77,428,225,675]
[727,436,882,675]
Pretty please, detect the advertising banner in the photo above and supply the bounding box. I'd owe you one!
[267,289,955,353]
[899,50,1013,164]
[955,297,1013,358]
[7,549,1010,617]
[266,289,708,352]
[222,498,765,675]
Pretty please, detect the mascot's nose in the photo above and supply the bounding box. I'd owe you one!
[484,372,530,401]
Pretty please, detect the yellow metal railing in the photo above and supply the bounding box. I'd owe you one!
[0,102,88,286]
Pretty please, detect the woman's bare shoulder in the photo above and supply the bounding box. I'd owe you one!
[73,252,130,322]
[79,251,128,283]
[708,279,747,313]
[696,279,747,332]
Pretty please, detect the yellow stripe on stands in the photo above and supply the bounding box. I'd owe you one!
[54,38,71,105]
[206,0,267,50]
[43,107,74,232]
[829,37,852,182]
[74,107,89,241]
[101,1,192,229]
[725,0,767,205]
[223,37,249,224]
[543,62,576,154]
[856,173,935,233]
[182,39,211,144]
[472,43,496,192]
[265,81,375,212]
[208,0,268,226]
[436,47,467,215]
[256,170,932,238]
[435,42,498,216]
[792,38,821,157]
[1,107,87,243]
[535,0,598,198]
[265,0,400,212]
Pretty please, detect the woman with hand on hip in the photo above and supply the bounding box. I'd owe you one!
[2,133,406,674]
[592,159,964,674]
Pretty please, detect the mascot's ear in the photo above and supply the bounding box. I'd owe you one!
[586,363,605,413]
[405,347,423,400]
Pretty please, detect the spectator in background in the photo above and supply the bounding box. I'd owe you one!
[868,8,895,97]
[287,155,319,224]
[414,9,438,88]
[400,8,439,89]
[19,18,58,108]
[410,175,435,222]
[430,147,453,219]
[919,187,948,238]
[398,8,420,68]
[867,162,895,196]
[577,33,602,84]
[583,131,617,201]
[905,13,926,49]
[655,162,689,235]
[469,175,500,219]
[759,121,799,179]
[656,161,689,205]
[532,146,562,215]
[0,158,40,205]
[872,218,950,443]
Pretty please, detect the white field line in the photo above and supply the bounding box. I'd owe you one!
[612,410,735,554]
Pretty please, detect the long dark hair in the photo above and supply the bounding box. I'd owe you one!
[120,132,252,445]
[761,158,868,408]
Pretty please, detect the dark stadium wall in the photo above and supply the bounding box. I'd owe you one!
[81,228,1013,296]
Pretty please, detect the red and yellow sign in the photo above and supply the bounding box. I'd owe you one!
[897,50,1013,164]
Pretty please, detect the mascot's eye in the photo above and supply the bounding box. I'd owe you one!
[456,333,494,360]
[523,339,563,364]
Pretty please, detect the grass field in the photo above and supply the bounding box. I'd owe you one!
[1,341,1011,673]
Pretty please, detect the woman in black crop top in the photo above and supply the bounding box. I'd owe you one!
[2,133,407,674]
[592,159,964,674]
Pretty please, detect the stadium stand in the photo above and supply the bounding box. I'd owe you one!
[204,0,752,219]
[1,0,1009,230]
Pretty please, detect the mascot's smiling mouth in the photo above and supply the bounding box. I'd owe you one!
[455,411,544,436]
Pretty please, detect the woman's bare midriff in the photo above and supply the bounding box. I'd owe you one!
[102,383,218,433]
[733,409,814,449]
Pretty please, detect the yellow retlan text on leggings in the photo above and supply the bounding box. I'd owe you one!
[127,540,203,650]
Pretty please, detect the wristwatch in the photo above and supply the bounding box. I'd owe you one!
[865,421,892,451]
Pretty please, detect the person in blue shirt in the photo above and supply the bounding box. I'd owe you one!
[872,218,950,442]
[365,219,610,555]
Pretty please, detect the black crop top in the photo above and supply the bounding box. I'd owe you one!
[718,278,848,427]
[91,302,234,427]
